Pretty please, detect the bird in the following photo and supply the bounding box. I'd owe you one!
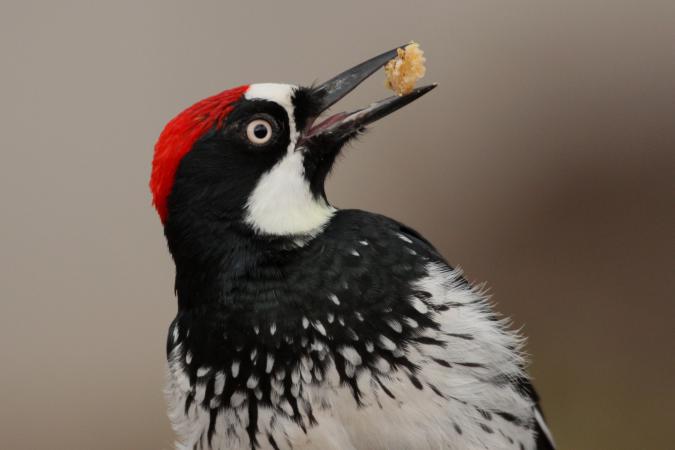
[150,46,556,450]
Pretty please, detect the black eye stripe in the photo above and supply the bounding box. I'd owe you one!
[220,99,291,152]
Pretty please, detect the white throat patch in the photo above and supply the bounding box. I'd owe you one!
[243,83,335,236]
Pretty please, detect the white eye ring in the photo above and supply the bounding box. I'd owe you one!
[246,119,273,145]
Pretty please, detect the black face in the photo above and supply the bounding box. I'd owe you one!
[167,98,293,230]
[166,87,360,241]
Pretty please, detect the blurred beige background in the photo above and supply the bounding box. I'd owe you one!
[1,1,673,449]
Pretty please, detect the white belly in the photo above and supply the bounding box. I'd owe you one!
[167,362,536,450]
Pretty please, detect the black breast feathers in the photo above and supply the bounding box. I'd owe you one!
[167,210,454,447]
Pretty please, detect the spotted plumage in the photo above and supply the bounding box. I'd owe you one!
[153,47,555,450]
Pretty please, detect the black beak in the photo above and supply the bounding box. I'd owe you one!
[300,46,436,143]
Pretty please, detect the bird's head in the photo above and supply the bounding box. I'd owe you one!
[150,47,435,239]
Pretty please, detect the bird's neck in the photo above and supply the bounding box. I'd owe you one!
[164,215,299,311]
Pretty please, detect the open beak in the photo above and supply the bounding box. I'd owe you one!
[300,46,436,143]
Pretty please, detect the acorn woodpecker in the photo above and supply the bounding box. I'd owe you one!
[150,47,555,450]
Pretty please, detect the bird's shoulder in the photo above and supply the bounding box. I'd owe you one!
[282,209,449,305]
[298,208,445,267]
[321,208,440,253]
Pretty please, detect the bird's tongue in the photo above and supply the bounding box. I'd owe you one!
[304,112,350,137]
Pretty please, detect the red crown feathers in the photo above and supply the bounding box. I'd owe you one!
[150,85,249,223]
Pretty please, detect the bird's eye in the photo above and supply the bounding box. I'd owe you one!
[246,119,274,145]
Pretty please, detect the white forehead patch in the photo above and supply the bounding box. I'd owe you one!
[245,83,297,114]
[243,83,335,236]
